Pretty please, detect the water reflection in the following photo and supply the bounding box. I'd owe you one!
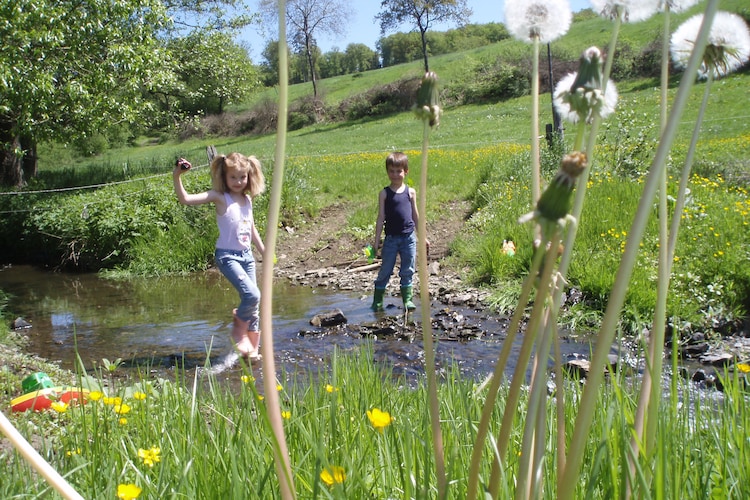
[1,265,594,381]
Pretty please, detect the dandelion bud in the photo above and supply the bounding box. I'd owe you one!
[554,47,618,124]
[414,72,441,127]
[536,152,587,223]
[571,47,603,98]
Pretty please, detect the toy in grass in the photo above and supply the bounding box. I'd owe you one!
[11,387,90,412]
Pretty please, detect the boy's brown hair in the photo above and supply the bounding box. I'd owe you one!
[385,151,408,171]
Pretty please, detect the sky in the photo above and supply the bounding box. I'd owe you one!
[241,0,593,61]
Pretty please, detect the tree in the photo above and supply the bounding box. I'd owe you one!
[260,0,352,100]
[0,0,171,187]
[344,43,380,73]
[378,32,423,67]
[376,0,472,72]
[319,48,346,78]
[166,31,259,115]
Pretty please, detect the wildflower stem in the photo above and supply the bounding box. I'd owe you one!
[515,234,562,499]
[417,120,448,500]
[488,240,560,497]
[531,36,541,207]
[628,8,674,496]
[557,3,719,498]
[466,245,545,500]
[259,2,295,497]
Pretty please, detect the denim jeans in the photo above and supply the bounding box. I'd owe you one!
[374,232,416,289]
[215,248,260,331]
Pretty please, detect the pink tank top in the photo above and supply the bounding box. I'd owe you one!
[215,192,254,251]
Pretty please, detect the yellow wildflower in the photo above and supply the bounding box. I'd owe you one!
[367,408,393,432]
[50,401,68,413]
[117,483,141,500]
[114,403,131,415]
[320,466,346,487]
[138,447,161,468]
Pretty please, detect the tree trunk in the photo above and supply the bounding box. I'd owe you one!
[306,43,318,100]
[420,29,430,73]
[0,119,25,188]
[21,135,37,181]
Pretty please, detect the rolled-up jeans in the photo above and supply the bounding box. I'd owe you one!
[374,231,416,289]
[215,248,260,331]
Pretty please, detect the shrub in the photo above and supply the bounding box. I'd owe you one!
[338,78,420,121]
[445,57,531,105]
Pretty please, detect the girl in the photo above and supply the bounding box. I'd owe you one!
[173,153,266,362]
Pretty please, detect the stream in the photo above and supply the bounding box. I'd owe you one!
[1,265,600,384]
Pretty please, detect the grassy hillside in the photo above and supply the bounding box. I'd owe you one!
[234,0,746,110]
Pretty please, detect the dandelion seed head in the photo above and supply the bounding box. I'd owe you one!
[591,0,657,23]
[505,0,572,43]
[657,0,699,14]
[671,11,750,79]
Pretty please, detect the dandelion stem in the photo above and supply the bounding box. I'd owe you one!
[557,3,720,498]
[515,234,562,499]
[0,410,84,500]
[259,2,295,497]
[531,36,542,207]
[466,245,545,500]
[417,120,448,500]
[628,8,674,496]
[489,240,560,497]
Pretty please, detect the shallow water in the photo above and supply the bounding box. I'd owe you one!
[1,265,595,383]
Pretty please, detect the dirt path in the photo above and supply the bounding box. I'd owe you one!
[272,199,481,303]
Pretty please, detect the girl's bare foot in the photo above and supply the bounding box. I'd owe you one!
[231,309,253,356]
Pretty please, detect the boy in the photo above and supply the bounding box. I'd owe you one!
[371,152,427,311]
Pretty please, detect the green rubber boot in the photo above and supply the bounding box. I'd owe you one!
[371,288,385,311]
[401,286,416,311]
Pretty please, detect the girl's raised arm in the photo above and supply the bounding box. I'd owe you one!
[173,163,222,207]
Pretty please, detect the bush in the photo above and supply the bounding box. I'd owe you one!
[444,57,531,105]
[338,78,420,121]
[25,180,188,270]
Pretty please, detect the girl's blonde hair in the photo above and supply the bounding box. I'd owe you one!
[210,152,266,198]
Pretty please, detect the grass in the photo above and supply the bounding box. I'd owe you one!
[2,347,749,499]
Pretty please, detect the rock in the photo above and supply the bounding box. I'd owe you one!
[428,261,440,275]
[699,352,735,367]
[12,317,31,330]
[563,358,590,379]
[310,309,347,327]
[680,342,708,358]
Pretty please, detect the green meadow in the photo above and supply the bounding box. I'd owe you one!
[2,1,750,498]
